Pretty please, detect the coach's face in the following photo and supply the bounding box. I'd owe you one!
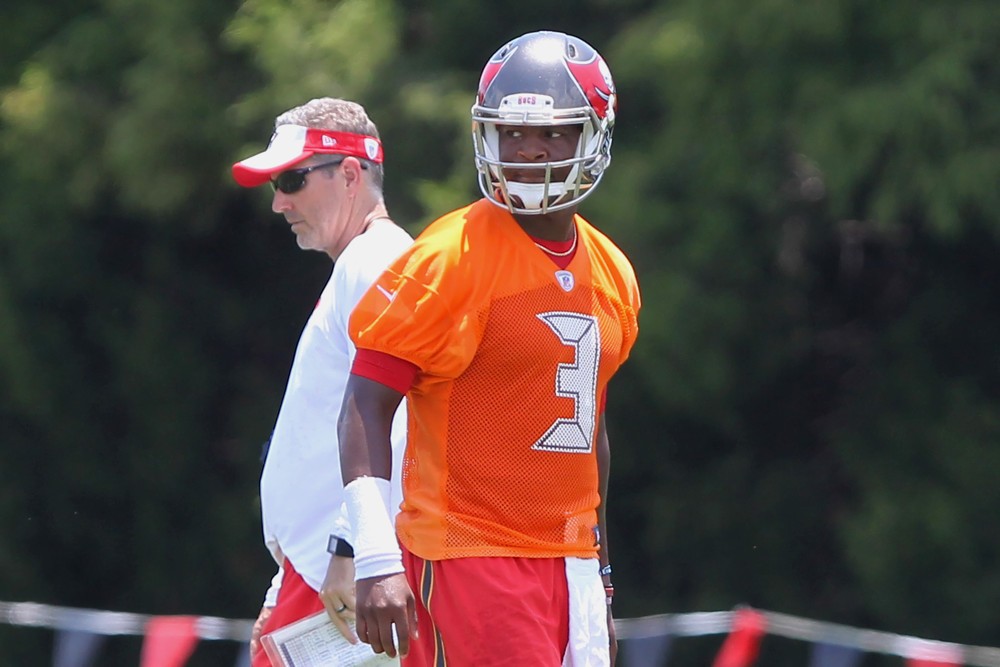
[271,156,367,259]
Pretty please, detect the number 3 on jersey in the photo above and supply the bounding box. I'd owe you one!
[532,312,601,453]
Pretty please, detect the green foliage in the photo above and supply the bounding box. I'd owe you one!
[0,0,323,663]
[1,0,999,663]
[225,0,401,121]
[834,232,1000,641]
[597,0,1000,643]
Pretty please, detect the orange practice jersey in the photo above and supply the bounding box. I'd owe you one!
[349,199,641,560]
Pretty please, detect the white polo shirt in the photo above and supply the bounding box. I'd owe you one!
[259,219,412,590]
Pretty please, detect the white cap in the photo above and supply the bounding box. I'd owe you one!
[232,124,384,187]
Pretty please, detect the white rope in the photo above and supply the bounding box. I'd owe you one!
[4,600,1000,664]
[0,601,253,641]
[614,607,997,666]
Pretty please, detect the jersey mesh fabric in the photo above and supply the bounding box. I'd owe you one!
[349,199,640,561]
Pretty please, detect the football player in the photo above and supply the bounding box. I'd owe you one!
[340,31,639,666]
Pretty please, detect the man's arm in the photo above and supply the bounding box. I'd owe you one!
[320,553,359,644]
[319,501,358,639]
[340,375,400,481]
[338,374,417,658]
[596,414,618,666]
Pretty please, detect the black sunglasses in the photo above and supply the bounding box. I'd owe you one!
[270,159,346,195]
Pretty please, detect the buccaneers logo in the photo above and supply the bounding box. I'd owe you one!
[476,33,617,122]
[478,42,518,105]
[565,56,617,122]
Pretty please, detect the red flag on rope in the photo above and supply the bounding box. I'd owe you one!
[139,616,200,667]
[712,608,768,667]
[902,637,963,667]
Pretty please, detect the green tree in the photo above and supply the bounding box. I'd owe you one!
[0,0,313,662]
[599,0,1000,649]
[1,0,999,663]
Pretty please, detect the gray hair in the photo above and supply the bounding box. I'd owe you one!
[275,97,385,191]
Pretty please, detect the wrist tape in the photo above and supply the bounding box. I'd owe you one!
[344,476,404,580]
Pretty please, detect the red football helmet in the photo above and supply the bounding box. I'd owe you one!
[471,31,617,215]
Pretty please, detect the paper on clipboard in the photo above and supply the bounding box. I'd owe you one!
[261,611,399,667]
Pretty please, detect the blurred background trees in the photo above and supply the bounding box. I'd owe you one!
[1,0,998,664]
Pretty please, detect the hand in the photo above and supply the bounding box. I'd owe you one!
[355,572,418,658]
[608,606,618,666]
[249,605,272,659]
[319,556,359,643]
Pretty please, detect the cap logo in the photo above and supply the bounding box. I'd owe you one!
[321,135,337,147]
[364,137,380,160]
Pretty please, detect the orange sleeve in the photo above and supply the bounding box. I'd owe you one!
[348,211,485,380]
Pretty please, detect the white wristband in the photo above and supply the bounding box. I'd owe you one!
[344,476,404,581]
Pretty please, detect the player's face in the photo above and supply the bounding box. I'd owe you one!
[270,156,357,258]
[496,124,582,182]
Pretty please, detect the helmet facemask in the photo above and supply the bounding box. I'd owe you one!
[470,31,616,216]
[472,107,612,215]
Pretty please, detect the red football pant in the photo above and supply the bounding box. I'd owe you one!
[401,546,570,667]
[251,558,325,667]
